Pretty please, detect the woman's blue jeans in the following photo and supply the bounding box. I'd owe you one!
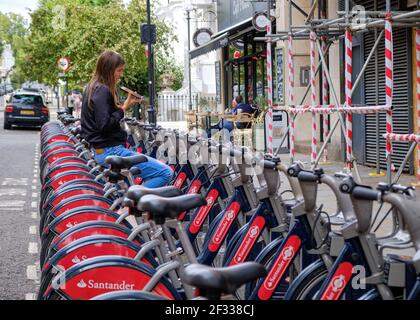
[93,145,173,188]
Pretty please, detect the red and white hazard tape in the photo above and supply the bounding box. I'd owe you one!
[384,133,420,143]
[277,105,390,115]
[385,14,394,171]
[416,29,420,183]
[310,31,317,163]
[288,35,295,159]
[345,29,353,168]
[321,36,329,162]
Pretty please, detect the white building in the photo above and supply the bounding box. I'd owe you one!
[0,43,15,81]
[156,0,217,96]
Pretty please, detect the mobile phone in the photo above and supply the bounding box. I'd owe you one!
[120,86,143,100]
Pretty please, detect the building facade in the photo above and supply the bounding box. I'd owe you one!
[0,43,15,84]
[189,0,419,175]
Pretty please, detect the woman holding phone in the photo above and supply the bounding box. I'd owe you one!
[81,50,173,188]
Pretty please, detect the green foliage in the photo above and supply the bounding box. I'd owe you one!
[0,12,29,87]
[254,95,268,111]
[21,0,181,96]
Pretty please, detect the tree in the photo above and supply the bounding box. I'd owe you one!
[21,0,182,95]
[0,12,28,87]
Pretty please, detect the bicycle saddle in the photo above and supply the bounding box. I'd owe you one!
[138,194,207,224]
[105,154,148,170]
[183,262,267,298]
[126,185,182,204]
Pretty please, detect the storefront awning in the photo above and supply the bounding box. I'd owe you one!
[189,18,253,60]
[189,32,229,60]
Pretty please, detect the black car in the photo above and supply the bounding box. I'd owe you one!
[3,91,50,129]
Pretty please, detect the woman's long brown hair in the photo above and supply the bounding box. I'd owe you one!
[87,50,125,110]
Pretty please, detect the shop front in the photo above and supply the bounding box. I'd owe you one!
[190,1,277,109]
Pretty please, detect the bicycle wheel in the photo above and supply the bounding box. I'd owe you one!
[284,260,328,300]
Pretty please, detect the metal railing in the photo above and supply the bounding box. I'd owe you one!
[157,94,217,122]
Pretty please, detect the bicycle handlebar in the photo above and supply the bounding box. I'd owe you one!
[352,186,380,201]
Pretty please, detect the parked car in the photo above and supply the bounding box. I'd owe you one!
[3,90,50,129]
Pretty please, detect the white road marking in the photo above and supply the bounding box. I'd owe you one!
[29,226,37,235]
[1,178,28,186]
[28,242,38,254]
[26,265,38,280]
[31,212,38,219]
[32,192,37,198]
[25,293,37,300]
[31,201,37,208]
[0,189,27,197]
[0,200,25,209]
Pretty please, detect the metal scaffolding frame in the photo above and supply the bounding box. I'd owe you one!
[258,0,420,185]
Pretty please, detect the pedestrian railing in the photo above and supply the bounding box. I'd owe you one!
[157,94,217,122]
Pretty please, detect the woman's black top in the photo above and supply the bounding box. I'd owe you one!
[81,83,127,148]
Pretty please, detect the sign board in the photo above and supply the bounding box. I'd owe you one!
[217,0,267,32]
[193,28,213,47]
[252,12,270,32]
[265,110,288,153]
[275,48,285,105]
[215,61,221,104]
[300,66,310,87]
[57,57,70,72]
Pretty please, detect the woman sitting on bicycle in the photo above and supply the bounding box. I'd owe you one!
[81,50,173,188]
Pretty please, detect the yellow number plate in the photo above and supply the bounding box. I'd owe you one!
[21,110,35,115]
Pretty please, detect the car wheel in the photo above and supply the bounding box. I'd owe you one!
[3,120,11,130]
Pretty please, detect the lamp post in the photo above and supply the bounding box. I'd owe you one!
[185,4,194,111]
[146,0,156,126]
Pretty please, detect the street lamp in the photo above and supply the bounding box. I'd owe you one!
[146,0,156,126]
[185,3,194,112]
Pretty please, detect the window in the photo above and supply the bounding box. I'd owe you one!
[12,95,43,106]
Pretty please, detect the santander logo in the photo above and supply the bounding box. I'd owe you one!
[77,279,87,288]
[189,186,198,194]
[71,255,87,264]
[65,221,77,228]
[213,209,235,244]
[332,275,346,292]
[259,236,302,299]
[249,225,259,238]
[282,246,294,260]
[174,173,186,188]
[264,245,294,290]
[76,278,135,290]
[320,262,353,300]
[193,196,214,227]
[226,209,235,221]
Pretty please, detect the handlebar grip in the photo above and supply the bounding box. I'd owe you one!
[263,160,277,170]
[351,186,380,201]
[130,167,142,176]
[297,171,319,182]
